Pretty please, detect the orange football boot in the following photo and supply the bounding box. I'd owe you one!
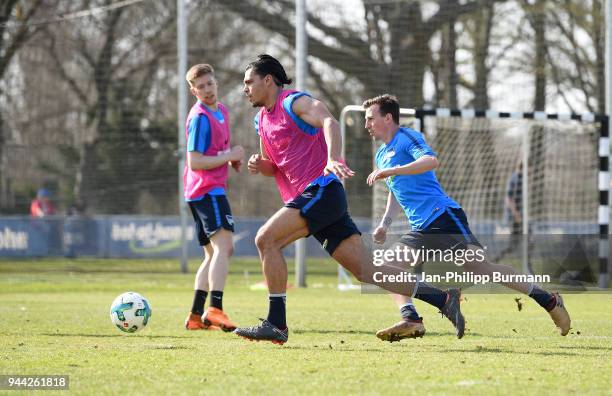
[185,313,219,330]
[203,307,237,332]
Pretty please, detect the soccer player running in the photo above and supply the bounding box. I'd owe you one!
[183,64,244,332]
[364,94,571,340]
[233,55,463,345]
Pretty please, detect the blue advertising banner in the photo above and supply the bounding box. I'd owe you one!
[0,216,371,259]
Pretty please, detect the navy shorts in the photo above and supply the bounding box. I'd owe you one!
[188,195,234,246]
[399,207,483,251]
[285,181,360,255]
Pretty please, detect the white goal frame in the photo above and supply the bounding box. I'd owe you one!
[338,105,610,290]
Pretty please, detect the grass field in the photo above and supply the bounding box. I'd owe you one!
[1,258,611,395]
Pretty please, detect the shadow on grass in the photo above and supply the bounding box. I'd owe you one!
[147,345,191,350]
[439,346,581,356]
[236,343,590,355]
[558,345,612,351]
[293,329,373,336]
[294,328,484,338]
[279,345,392,353]
[41,333,192,339]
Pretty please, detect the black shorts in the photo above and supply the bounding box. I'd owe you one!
[188,195,234,246]
[399,207,483,251]
[285,181,360,255]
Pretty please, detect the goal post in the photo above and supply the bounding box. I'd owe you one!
[339,105,610,290]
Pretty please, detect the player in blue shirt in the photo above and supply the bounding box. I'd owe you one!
[183,63,244,332]
[364,94,571,339]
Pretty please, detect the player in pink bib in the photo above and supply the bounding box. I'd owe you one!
[183,64,244,332]
[233,55,421,344]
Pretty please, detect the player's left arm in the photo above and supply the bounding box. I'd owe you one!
[291,95,355,179]
[367,155,438,185]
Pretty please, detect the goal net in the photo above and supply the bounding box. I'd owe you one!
[340,107,608,290]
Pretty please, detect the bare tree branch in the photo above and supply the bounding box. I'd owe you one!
[424,0,504,40]
[45,33,89,105]
[546,48,579,113]
[221,0,379,79]
[0,0,44,78]
[549,6,592,103]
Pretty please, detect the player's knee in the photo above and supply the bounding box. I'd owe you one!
[255,227,278,251]
[255,228,273,251]
[210,229,234,256]
[212,242,233,258]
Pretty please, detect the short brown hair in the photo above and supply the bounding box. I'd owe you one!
[186,64,215,87]
[362,94,400,124]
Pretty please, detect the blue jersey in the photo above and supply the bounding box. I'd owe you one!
[375,127,460,230]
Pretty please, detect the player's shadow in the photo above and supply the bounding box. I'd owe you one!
[294,329,483,337]
[441,346,581,356]
[147,345,191,350]
[280,345,392,353]
[293,329,372,336]
[41,333,190,339]
[558,345,612,352]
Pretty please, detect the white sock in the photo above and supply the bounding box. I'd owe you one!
[269,293,286,302]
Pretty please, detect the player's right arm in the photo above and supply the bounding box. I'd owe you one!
[373,191,403,244]
[248,138,277,176]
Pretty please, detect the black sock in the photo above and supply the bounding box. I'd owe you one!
[399,303,421,321]
[210,290,223,310]
[414,282,448,310]
[191,290,208,315]
[267,294,287,329]
[529,285,555,311]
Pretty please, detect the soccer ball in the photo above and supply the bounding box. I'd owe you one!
[110,292,152,333]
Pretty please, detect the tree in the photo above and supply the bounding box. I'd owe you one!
[0,0,44,211]
[519,0,548,111]
[39,1,178,213]
[432,0,459,108]
[547,0,604,113]
[465,0,495,109]
[222,0,503,108]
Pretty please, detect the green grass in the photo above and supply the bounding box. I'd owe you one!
[1,258,611,395]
